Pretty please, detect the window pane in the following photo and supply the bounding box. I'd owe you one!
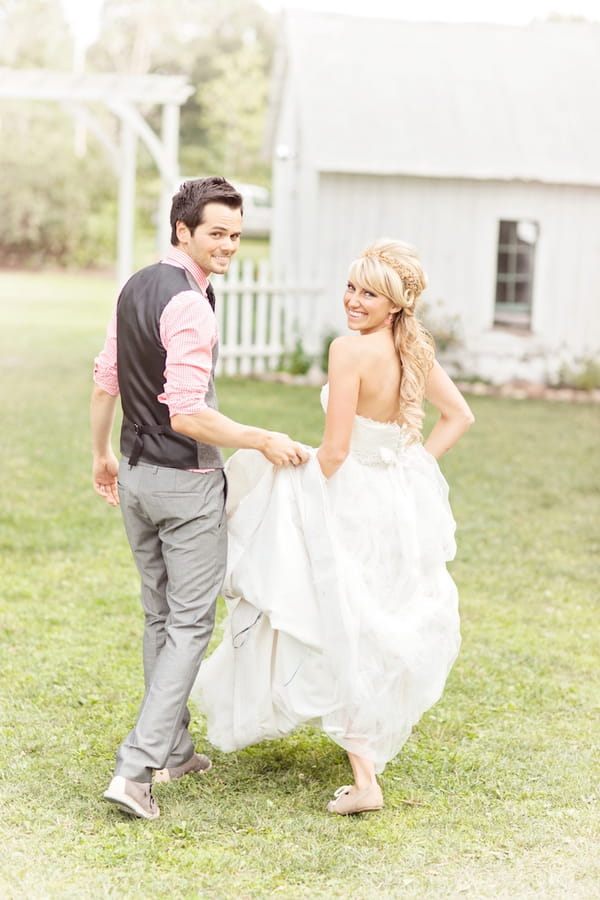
[515,281,531,305]
[494,218,537,328]
[499,221,516,243]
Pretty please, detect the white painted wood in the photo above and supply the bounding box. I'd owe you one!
[117,119,136,288]
[212,262,322,376]
[284,172,600,383]
[158,103,181,257]
[266,15,600,382]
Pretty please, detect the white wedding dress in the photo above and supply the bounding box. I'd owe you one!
[192,386,461,773]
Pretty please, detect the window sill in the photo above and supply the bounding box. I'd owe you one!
[492,321,533,336]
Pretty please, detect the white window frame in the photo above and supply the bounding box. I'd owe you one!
[494,219,539,329]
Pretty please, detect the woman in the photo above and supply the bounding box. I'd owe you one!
[192,239,474,815]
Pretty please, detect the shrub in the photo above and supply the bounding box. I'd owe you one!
[319,330,338,374]
[557,354,600,390]
[419,299,463,352]
[0,104,116,269]
[279,335,312,375]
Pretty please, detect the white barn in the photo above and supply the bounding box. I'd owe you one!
[266,12,600,383]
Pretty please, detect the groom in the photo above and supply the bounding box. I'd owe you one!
[91,176,307,820]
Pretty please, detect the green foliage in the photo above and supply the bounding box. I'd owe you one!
[0,0,70,67]
[0,104,117,269]
[557,354,600,390]
[419,298,464,352]
[234,236,270,264]
[1,270,599,899]
[196,38,271,180]
[279,336,313,375]
[277,327,340,378]
[320,329,338,374]
[0,0,275,268]
[178,0,275,180]
[88,0,275,181]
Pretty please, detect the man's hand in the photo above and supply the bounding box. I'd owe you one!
[262,432,309,467]
[93,454,120,506]
[170,408,310,467]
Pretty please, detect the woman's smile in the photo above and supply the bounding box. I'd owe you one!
[344,281,393,334]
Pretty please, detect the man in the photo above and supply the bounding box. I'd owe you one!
[91,176,307,820]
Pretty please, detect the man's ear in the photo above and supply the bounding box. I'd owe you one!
[175,220,190,245]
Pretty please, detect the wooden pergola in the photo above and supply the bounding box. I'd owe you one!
[0,68,194,284]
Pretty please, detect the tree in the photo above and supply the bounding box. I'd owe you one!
[0,104,116,268]
[87,0,275,181]
[0,0,277,267]
[196,36,270,180]
[0,0,70,68]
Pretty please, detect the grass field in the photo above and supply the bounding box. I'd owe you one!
[0,270,599,899]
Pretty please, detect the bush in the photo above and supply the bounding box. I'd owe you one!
[557,354,600,390]
[279,336,312,375]
[319,330,338,374]
[419,299,463,352]
[0,104,117,269]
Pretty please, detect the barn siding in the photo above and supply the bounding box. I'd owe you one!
[309,173,600,378]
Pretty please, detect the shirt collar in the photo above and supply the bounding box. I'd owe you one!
[162,247,211,296]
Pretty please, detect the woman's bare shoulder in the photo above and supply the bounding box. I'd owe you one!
[328,334,363,361]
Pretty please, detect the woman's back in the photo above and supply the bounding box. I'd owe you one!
[351,332,404,424]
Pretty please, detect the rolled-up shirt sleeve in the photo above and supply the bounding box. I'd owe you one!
[93,305,119,395]
[158,290,217,416]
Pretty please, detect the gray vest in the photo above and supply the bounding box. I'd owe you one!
[117,262,224,470]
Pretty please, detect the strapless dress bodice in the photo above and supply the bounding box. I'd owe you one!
[320,383,412,465]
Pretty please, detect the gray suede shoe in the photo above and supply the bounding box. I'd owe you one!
[104,775,160,820]
[154,752,212,784]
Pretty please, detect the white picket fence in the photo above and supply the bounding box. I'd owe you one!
[212,259,323,376]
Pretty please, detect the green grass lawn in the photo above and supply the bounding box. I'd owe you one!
[1,270,599,899]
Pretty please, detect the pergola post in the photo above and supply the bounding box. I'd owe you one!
[158,102,181,256]
[117,117,137,288]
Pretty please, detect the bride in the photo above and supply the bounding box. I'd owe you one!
[192,239,475,815]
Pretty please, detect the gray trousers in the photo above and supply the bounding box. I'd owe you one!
[114,459,227,782]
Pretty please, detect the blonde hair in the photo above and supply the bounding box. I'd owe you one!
[348,239,435,440]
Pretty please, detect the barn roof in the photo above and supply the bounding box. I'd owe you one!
[273,12,600,186]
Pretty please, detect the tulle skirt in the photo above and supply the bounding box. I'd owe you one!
[192,437,460,773]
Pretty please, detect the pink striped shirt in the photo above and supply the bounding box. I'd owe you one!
[93,248,217,416]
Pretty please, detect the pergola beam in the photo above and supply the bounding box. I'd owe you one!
[0,69,193,105]
[0,68,194,283]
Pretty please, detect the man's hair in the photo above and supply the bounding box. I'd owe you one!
[170,176,244,245]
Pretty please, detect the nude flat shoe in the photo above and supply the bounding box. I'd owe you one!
[326,783,384,815]
[154,751,212,784]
